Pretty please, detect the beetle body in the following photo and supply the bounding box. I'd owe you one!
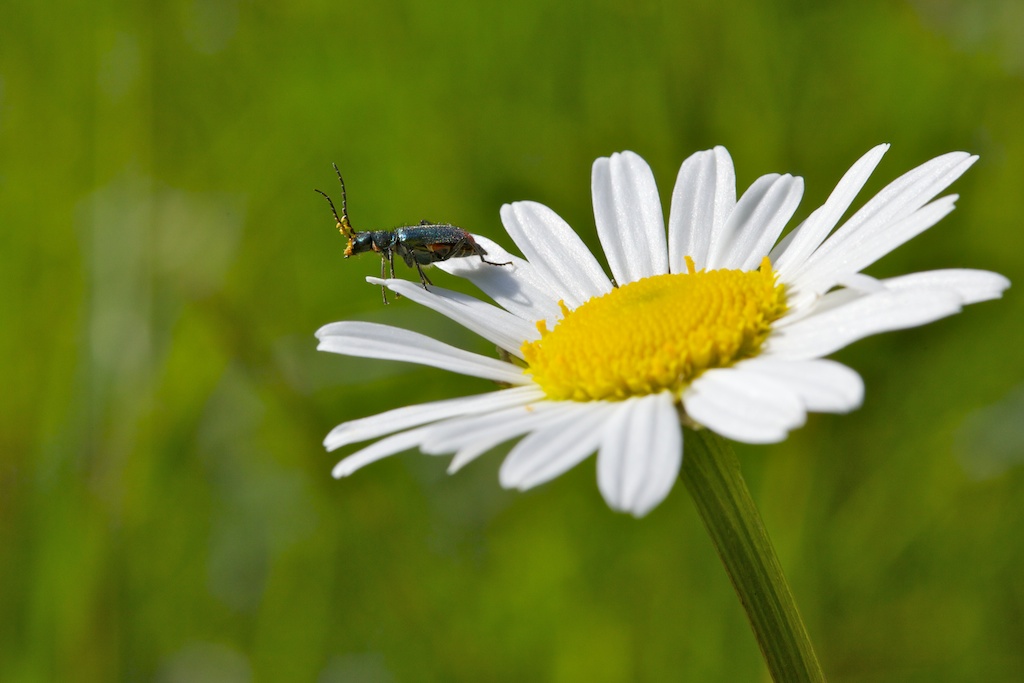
[316,166,510,303]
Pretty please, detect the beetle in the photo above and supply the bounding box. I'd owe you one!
[316,164,510,303]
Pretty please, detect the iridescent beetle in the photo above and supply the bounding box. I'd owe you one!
[316,164,510,303]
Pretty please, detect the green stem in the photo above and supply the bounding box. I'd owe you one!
[681,428,825,683]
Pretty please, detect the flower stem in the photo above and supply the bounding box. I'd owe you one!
[681,427,825,683]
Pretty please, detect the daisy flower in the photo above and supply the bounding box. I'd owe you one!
[316,145,1009,517]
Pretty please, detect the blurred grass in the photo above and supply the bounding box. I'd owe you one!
[2,0,1023,680]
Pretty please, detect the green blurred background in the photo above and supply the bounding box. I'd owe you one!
[3,0,1023,680]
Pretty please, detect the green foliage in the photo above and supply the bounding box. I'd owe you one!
[2,0,1022,680]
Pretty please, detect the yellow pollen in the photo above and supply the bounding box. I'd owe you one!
[522,256,787,401]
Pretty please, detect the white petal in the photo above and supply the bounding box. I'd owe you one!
[332,425,435,478]
[323,385,544,452]
[423,401,572,455]
[500,201,613,307]
[790,151,977,293]
[833,272,887,294]
[735,357,864,413]
[421,403,565,450]
[592,151,668,284]
[707,173,804,270]
[814,152,975,258]
[775,285,864,329]
[434,235,564,325]
[370,277,537,357]
[881,269,1011,304]
[768,216,801,263]
[669,146,737,272]
[764,288,963,360]
[499,404,613,490]
[791,195,960,296]
[597,392,683,517]
[683,369,806,443]
[316,321,530,385]
[773,144,890,276]
[447,441,502,474]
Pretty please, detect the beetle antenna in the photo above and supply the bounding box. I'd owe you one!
[315,163,356,239]
[314,188,340,225]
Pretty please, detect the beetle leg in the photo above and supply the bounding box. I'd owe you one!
[453,240,470,262]
[480,254,512,267]
[429,236,469,263]
[445,235,512,268]
[387,249,404,301]
[378,256,390,304]
[413,261,433,289]
[469,239,512,267]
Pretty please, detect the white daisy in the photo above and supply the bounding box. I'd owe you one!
[316,145,1009,517]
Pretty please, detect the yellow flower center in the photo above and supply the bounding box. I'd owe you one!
[521,256,787,401]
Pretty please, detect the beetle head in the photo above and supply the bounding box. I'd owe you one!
[347,232,377,257]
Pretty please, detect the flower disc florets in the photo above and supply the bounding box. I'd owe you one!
[522,256,787,401]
